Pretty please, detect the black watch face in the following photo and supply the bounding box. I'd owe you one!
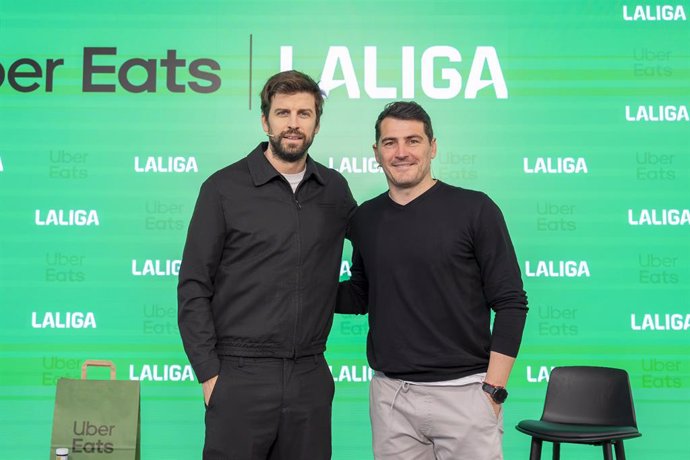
[493,388,508,403]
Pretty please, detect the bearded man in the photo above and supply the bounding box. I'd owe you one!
[178,70,356,460]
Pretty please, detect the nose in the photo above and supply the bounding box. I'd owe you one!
[394,144,408,158]
[288,113,299,129]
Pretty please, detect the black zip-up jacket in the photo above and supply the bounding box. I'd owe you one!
[178,143,356,383]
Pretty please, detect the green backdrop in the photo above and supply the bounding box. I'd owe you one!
[1,1,688,458]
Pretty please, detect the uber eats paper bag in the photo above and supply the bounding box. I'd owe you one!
[50,360,140,460]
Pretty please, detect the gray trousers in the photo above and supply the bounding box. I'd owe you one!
[370,373,504,460]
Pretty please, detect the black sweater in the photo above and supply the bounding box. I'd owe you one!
[337,181,528,382]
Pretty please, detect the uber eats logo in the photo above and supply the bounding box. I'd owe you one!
[0,47,220,93]
[71,420,116,453]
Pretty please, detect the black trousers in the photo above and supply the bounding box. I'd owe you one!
[203,354,334,460]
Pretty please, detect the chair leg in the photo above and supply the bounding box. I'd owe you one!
[552,442,560,460]
[529,438,543,460]
[603,442,613,460]
[614,441,626,460]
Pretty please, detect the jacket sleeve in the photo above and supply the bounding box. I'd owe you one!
[473,195,528,358]
[177,177,226,383]
[336,211,369,315]
[336,251,369,315]
[335,179,367,315]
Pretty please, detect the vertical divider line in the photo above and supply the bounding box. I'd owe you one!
[249,34,253,110]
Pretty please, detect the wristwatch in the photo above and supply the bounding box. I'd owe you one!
[482,382,508,404]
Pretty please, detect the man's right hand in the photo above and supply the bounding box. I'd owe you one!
[202,375,219,406]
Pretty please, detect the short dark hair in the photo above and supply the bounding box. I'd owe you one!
[374,101,434,142]
[260,70,324,124]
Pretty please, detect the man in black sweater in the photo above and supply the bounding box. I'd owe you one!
[338,101,528,459]
[178,70,356,459]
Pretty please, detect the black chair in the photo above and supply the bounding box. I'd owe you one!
[516,366,641,460]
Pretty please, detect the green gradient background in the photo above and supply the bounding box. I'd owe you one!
[1,1,689,458]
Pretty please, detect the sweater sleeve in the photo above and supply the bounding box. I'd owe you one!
[473,195,528,357]
[177,177,226,383]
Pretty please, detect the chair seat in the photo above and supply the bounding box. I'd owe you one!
[517,419,642,444]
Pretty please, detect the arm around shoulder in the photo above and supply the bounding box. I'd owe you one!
[336,244,368,315]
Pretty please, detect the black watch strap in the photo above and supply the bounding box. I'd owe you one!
[482,382,508,404]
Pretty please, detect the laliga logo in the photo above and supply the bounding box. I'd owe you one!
[1,44,507,98]
[623,4,687,21]
[281,45,507,99]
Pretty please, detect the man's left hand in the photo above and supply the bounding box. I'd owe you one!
[484,392,501,417]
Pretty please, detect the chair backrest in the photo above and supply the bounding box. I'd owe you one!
[541,366,637,427]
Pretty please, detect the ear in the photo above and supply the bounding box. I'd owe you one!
[430,138,437,159]
[314,120,320,135]
[372,143,381,164]
[261,114,269,134]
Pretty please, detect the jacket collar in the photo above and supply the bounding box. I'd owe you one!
[247,142,325,187]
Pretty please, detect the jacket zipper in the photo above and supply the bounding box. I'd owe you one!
[291,180,304,358]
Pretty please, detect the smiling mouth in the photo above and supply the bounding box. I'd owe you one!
[282,130,304,141]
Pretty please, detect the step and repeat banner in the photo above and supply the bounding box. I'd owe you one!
[1,1,688,458]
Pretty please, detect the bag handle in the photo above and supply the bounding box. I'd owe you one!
[81,360,117,380]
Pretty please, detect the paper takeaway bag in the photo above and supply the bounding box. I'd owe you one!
[50,360,140,460]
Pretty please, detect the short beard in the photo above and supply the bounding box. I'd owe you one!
[268,130,314,163]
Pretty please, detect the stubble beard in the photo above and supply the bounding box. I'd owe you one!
[268,129,314,163]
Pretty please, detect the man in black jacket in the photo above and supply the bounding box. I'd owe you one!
[178,70,356,459]
[338,101,528,460]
